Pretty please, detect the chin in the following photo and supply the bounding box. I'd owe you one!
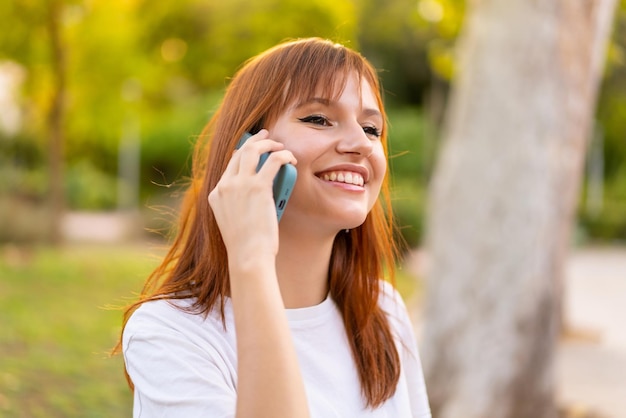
[339,213,368,231]
[284,200,371,232]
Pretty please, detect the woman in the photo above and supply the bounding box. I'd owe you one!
[119,37,431,417]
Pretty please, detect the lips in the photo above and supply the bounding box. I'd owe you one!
[317,170,365,187]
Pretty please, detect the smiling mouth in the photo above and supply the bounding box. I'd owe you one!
[317,171,365,187]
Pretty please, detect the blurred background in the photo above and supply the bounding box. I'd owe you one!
[0,0,624,416]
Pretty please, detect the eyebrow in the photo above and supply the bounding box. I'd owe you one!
[295,97,332,108]
[295,97,383,120]
[362,107,383,120]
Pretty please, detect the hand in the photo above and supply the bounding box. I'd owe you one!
[208,130,297,269]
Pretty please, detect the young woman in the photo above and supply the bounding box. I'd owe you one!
[119,37,431,417]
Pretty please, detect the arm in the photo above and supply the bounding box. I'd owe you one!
[379,282,432,417]
[209,130,309,418]
[229,259,308,418]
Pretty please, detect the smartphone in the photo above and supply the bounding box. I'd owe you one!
[236,132,297,221]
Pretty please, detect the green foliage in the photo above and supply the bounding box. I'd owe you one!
[392,179,427,248]
[0,134,48,198]
[0,0,363,207]
[356,0,431,105]
[0,137,52,243]
[65,160,118,210]
[579,0,626,241]
[0,0,625,244]
[386,106,435,246]
[596,4,626,180]
[134,0,357,90]
[0,195,52,243]
[387,106,437,180]
[356,0,464,104]
[63,1,143,165]
[138,92,222,195]
[0,244,158,416]
[579,166,626,243]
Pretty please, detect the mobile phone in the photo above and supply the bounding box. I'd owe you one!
[236,132,297,221]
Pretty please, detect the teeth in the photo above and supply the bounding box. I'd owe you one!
[320,171,364,186]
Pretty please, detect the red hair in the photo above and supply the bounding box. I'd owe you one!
[116,38,402,408]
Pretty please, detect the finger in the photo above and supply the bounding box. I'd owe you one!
[255,149,297,183]
[235,129,269,151]
[223,130,270,177]
[238,140,288,175]
[221,146,243,177]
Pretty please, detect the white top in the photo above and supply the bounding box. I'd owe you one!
[123,281,431,417]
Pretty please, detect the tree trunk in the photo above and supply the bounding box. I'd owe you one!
[420,1,617,418]
[47,0,66,245]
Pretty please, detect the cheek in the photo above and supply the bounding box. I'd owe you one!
[289,140,327,167]
[371,146,388,181]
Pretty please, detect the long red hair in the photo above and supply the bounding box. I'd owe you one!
[117,37,402,408]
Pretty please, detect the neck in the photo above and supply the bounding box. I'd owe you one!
[275,225,337,309]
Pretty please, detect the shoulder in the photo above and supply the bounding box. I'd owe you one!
[123,298,234,350]
[122,298,238,384]
[122,299,239,415]
[377,279,409,316]
[377,281,432,416]
[376,279,417,343]
[124,298,196,335]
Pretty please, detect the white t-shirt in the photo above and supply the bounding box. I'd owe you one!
[123,281,431,417]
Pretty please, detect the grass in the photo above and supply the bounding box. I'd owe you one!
[0,242,418,417]
[0,243,160,417]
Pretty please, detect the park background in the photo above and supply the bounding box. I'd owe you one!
[1,0,625,417]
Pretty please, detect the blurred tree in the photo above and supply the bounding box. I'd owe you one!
[420,1,618,418]
[2,0,623,245]
[0,0,358,211]
[0,0,79,243]
[46,0,66,244]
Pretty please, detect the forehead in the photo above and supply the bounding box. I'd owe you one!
[292,73,380,112]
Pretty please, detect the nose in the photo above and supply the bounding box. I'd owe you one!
[335,123,374,156]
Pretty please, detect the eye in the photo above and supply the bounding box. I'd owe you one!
[298,115,332,126]
[363,125,382,138]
